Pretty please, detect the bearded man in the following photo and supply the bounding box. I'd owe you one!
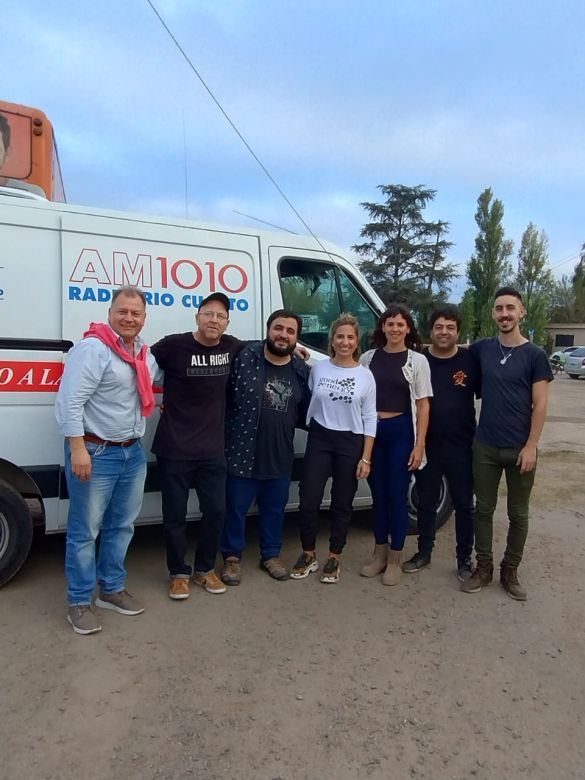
[220,310,311,584]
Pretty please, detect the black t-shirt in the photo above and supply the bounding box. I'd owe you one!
[151,332,242,460]
[252,359,301,479]
[369,349,410,413]
[470,338,553,450]
[423,347,480,447]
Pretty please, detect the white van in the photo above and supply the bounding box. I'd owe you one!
[1,190,401,585]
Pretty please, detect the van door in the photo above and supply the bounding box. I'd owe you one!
[267,246,380,508]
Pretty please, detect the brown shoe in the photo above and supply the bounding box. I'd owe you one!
[221,556,242,586]
[382,549,402,586]
[360,544,388,578]
[461,560,494,593]
[169,577,190,600]
[192,571,227,594]
[260,557,290,581]
[500,562,527,601]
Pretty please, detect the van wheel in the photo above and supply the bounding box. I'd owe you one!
[0,480,34,587]
[407,475,453,535]
[568,374,579,379]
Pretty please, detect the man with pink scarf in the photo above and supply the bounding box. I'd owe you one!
[55,286,160,635]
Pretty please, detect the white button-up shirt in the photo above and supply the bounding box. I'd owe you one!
[55,328,162,441]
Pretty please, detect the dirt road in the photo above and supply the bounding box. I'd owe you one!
[1,375,584,780]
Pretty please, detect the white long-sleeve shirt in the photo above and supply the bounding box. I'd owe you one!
[306,360,377,437]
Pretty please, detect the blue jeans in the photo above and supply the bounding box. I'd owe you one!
[64,440,147,605]
[221,474,290,561]
[368,414,414,551]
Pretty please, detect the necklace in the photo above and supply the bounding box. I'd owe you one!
[498,341,514,365]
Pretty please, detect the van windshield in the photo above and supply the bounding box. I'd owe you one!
[279,257,378,354]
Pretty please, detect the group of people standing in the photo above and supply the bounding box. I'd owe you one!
[55,284,553,635]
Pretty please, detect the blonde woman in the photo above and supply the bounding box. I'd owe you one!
[290,314,377,584]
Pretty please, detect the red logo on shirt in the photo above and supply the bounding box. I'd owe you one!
[452,370,467,387]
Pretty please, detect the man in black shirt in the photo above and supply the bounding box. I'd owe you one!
[462,287,553,600]
[403,306,480,581]
[151,293,243,601]
[220,310,310,585]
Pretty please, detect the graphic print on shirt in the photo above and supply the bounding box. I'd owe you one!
[186,351,231,376]
[452,370,468,387]
[317,375,356,404]
[262,375,293,412]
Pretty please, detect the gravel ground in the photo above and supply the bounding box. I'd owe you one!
[1,374,584,780]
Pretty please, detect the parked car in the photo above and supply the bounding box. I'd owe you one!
[565,347,585,379]
[550,346,581,364]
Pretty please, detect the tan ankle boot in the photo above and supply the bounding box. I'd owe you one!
[382,549,402,586]
[360,544,388,577]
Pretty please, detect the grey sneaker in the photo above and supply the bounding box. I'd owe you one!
[457,559,473,582]
[67,605,102,635]
[95,589,144,615]
[402,552,431,573]
[260,557,290,581]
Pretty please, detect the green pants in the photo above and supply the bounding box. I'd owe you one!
[472,439,536,567]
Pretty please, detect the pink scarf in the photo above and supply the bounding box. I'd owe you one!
[83,323,155,418]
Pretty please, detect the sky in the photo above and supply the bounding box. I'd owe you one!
[2,0,584,300]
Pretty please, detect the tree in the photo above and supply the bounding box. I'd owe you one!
[458,288,476,344]
[548,274,575,323]
[514,223,554,344]
[573,244,585,321]
[352,184,457,332]
[466,188,513,338]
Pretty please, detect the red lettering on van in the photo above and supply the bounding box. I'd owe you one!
[0,362,64,392]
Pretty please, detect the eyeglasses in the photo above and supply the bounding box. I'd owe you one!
[198,310,229,321]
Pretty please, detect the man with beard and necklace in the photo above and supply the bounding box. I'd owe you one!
[462,287,553,601]
[220,310,311,584]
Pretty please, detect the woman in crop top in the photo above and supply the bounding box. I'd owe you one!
[360,305,432,586]
[290,314,377,584]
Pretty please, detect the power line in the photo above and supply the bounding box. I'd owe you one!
[232,210,298,235]
[550,251,580,272]
[145,0,334,259]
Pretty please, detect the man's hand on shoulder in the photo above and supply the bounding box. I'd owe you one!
[294,344,310,361]
[517,444,537,474]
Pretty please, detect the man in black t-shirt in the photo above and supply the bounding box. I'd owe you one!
[403,306,480,581]
[462,287,553,600]
[220,310,310,586]
[151,292,243,601]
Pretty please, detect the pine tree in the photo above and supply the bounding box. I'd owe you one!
[352,185,457,329]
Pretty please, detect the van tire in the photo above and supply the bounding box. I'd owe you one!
[354,475,453,535]
[0,480,34,587]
